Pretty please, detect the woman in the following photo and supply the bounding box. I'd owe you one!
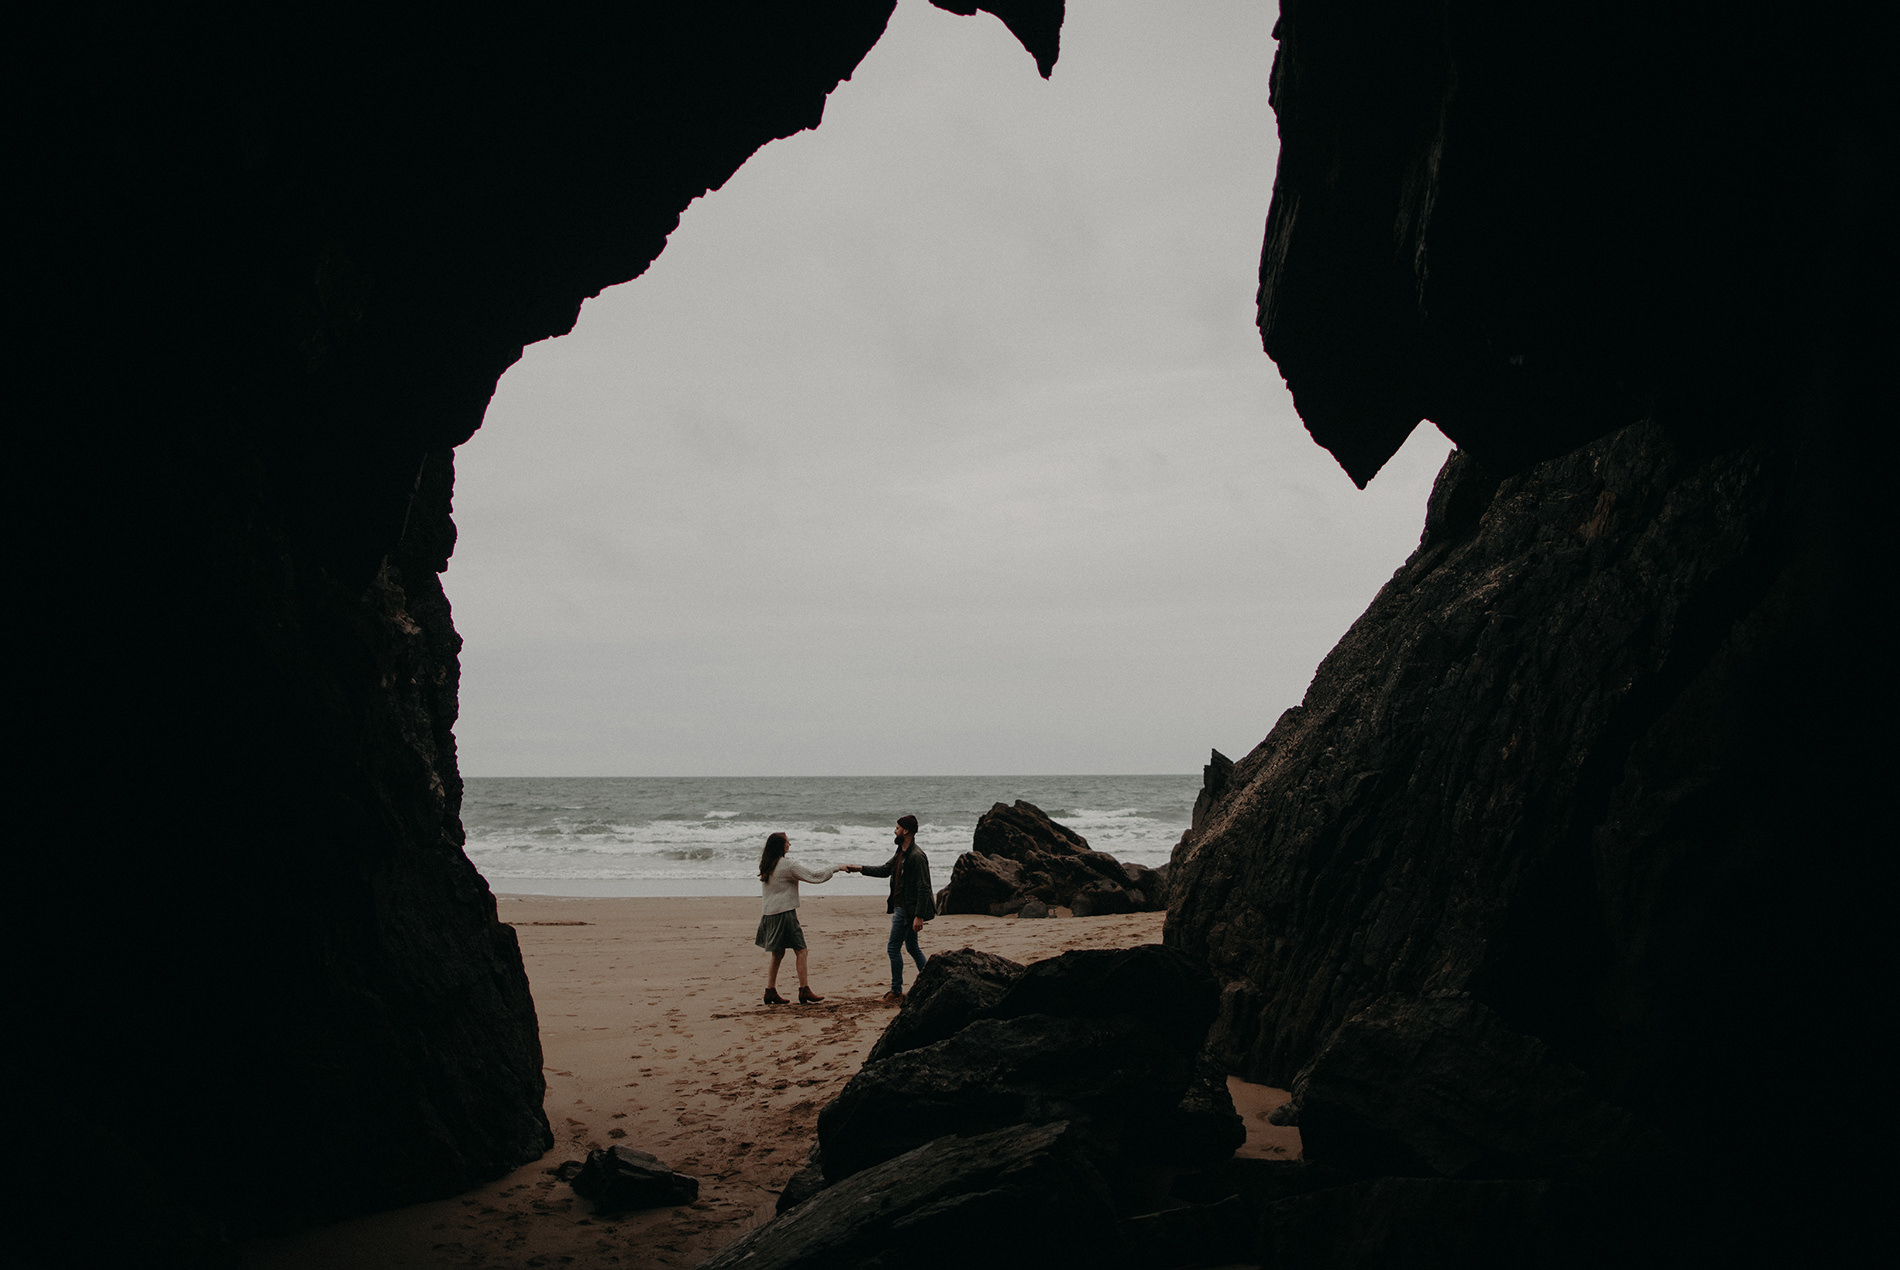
[756,831,846,1005]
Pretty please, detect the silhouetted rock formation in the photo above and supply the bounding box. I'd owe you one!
[710,1121,1123,1270]
[1172,423,1883,1260]
[1189,748,1234,834]
[754,944,1241,1265]
[1257,1176,1612,1270]
[1256,1,1871,489]
[823,1012,1198,1181]
[18,2,1062,1255]
[938,800,1170,916]
[818,946,1233,1184]
[1170,0,1883,1263]
[864,946,1026,1064]
[930,1,1064,78]
[567,1146,700,1213]
[1287,992,1660,1183]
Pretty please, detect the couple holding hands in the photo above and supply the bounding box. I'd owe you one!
[755,814,935,1005]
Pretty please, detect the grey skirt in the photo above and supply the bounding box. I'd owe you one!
[755,909,807,952]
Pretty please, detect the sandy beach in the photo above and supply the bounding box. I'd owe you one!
[243,893,1296,1269]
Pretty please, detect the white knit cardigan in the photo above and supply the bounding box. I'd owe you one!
[761,857,838,915]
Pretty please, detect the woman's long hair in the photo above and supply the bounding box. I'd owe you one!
[758,832,789,882]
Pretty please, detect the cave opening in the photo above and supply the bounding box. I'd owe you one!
[443,0,1452,793]
[22,0,1884,1262]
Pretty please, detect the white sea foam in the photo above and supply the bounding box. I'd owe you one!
[460,775,1197,896]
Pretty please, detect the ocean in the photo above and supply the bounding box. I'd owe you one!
[461,774,1200,897]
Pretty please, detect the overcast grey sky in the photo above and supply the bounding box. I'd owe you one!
[445,0,1452,777]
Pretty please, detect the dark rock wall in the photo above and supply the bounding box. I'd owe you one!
[1257,0,1868,485]
[1172,415,1874,1169]
[17,0,962,1246]
[1171,0,1885,1255]
[1174,422,1799,1078]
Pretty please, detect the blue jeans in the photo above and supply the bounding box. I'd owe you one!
[888,907,926,992]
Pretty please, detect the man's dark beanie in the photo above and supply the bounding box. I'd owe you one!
[898,815,919,833]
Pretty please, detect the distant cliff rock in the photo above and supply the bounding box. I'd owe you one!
[937,800,1169,917]
[1189,749,1234,835]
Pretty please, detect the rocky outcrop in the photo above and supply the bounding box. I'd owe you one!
[816,946,1234,1185]
[937,801,1169,916]
[819,1012,1199,1184]
[1284,993,1661,1183]
[1189,749,1234,835]
[930,1,1064,78]
[744,1127,1282,1270]
[1170,415,1884,1257]
[863,947,1026,1064]
[1257,1177,1604,1270]
[566,1146,700,1213]
[1174,422,1780,1080]
[707,1121,1123,1270]
[17,2,1064,1254]
[1170,1,1882,1261]
[1256,1,1871,488]
[749,945,1241,1265]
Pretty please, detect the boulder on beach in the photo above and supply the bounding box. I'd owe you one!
[711,1121,1123,1270]
[748,943,1243,1264]
[936,800,1169,917]
[865,946,1026,1064]
[565,1145,698,1212]
[818,1012,1193,1183]
[816,944,1237,1187]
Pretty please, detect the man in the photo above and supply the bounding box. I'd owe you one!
[856,814,936,1002]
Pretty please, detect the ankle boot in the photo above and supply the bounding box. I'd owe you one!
[798,986,824,1003]
[764,988,788,1005]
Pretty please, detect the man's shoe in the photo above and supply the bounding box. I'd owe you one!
[764,988,789,1005]
[880,990,903,1003]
